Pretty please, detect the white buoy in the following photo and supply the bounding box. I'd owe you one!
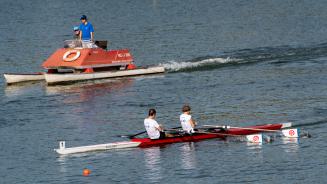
[246,134,263,144]
[282,128,299,138]
[59,141,66,150]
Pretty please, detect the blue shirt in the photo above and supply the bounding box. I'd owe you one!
[79,22,94,40]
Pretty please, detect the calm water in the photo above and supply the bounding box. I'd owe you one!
[1,0,327,183]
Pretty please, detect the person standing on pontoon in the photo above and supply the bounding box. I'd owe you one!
[79,15,96,48]
[180,105,197,134]
[144,109,168,139]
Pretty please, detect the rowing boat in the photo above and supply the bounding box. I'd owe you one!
[131,122,292,147]
[55,122,292,155]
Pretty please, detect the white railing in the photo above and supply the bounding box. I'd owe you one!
[63,40,98,49]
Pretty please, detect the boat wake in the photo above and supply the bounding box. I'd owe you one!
[160,57,240,72]
[294,119,327,128]
[159,42,327,73]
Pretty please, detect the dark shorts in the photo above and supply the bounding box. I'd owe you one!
[159,131,166,139]
[150,132,166,140]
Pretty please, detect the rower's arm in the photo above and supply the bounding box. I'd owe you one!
[91,32,94,41]
[79,31,82,40]
[156,124,164,131]
[190,119,197,128]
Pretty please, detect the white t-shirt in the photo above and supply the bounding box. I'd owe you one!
[180,114,194,133]
[144,118,161,139]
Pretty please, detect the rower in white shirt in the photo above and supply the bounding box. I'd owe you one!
[144,109,167,139]
[180,105,197,134]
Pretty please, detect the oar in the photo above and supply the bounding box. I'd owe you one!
[196,130,269,143]
[203,125,280,132]
[118,131,147,138]
[118,126,182,138]
[164,128,243,137]
[195,130,244,137]
[164,129,265,143]
[198,130,271,143]
[203,124,300,138]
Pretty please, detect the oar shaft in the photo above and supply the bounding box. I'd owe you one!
[117,131,146,138]
[226,126,300,138]
[164,128,243,137]
[131,131,147,137]
[229,126,279,132]
[123,126,182,138]
[164,128,181,132]
[203,125,280,132]
[194,131,243,137]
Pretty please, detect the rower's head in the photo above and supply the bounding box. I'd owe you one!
[182,105,191,114]
[80,15,87,23]
[148,108,156,118]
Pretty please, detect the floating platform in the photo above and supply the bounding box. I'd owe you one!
[4,73,45,84]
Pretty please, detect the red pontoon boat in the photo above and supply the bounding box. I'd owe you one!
[4,40,164,85]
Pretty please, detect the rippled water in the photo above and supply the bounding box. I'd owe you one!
[1,0,327,183]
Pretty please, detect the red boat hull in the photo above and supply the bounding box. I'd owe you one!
[131,123,284,147]
[42,48,133,69]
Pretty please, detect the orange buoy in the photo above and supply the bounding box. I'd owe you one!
[83,168,91,176]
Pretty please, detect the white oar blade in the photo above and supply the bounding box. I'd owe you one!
[282,128,299,138]
[246,134,263,144]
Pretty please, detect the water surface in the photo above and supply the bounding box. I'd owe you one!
[1,0,327,183]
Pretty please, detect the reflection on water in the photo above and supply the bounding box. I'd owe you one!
[246,142,263,148]
[180,142,197,170]
[246,143,263,162]
[246,142,263,152]
[281,138,299,153]
[57,156,68,173]
[4,82,44,97]
[45,78,134,104]
[143,147,162,183]
[4,74,164,100]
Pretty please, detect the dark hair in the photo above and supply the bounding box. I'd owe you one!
[148,108,156,116]
[182,105,191,112]
[80,15,87,20]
